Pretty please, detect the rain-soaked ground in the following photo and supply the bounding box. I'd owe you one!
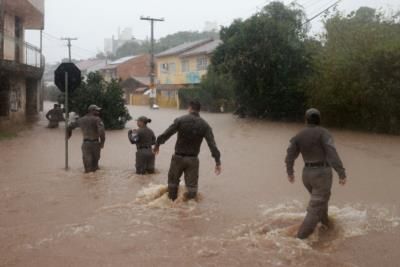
[1,102,400,267]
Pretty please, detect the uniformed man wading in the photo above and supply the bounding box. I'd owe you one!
[285,108,347,239]
[128,116,156,175]
[68,105,106,173]
[154,100,222,201]
[46,104,65,128]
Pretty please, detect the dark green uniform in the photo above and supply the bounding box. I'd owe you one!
[128,127,156,174]
[68,114,105,173]
[156,112,221,200]
[46,107,64,128]
[285,125,346,239]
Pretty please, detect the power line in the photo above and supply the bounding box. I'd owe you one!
[44,31,99,57]
[43,32,62,42]
[72,45,98,56]
[308,0,337,16]
[302,0,342,26]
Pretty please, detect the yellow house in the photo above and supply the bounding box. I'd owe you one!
[154,39,222,108]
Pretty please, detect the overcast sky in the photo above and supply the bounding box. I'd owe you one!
[26,0,400,63]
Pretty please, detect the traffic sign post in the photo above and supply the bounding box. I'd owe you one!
[64,72,69,170]
[54,62,81,170]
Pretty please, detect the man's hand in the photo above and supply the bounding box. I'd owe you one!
[288,175,295,184]
[128,129,137,135]
[339,178,347,186]
[215,165,222,176]
[153,145,160,155]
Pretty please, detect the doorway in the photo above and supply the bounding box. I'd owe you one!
[26,79,37,116]
[0,76,10,117]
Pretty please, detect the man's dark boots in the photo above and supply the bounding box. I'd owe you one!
[168,187,178,201]
[184,191,197,201]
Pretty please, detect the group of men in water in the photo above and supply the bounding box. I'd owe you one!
[47,100,347,239]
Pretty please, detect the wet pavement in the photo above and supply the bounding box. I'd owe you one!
[1,102,400,266]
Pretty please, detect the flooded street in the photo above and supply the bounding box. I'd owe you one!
[1,103,400,267]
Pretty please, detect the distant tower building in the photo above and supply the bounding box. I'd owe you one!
[104,38,113,54]
[104,27,135,55]
[119,27,133,41]
[204,21,218,32]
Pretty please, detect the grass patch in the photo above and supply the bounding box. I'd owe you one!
[0,131,17,141]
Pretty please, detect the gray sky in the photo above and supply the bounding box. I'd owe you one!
[26,0,400,63]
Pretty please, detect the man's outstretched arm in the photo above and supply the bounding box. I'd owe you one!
[154,119,179,153]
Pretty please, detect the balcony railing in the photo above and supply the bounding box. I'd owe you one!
[0,32,44,69]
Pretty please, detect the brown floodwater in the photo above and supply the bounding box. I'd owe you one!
[1,102,400,267]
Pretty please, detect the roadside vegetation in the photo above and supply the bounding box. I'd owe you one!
[199,2,400,134]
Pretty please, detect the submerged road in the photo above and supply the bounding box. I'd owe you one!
[1,103,400,266]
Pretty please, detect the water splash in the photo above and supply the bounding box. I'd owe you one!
[135,183,200,210]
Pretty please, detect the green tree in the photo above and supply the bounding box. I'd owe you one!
[210,2,312,119]
[115,40,150,59]
[69,72,131,129]
[308,7,400,133]
[198,66,235,112]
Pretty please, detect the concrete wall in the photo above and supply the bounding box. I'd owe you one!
[0,74,42,129]
[3,12,15,61]
[28,0,44,14]
[3,12,25,63]
[0,76,27,125]
[2,0,44,29]
[9,76,27,122]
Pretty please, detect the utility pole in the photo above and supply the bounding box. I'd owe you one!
[140,16,164,108]
[60,37,77,170]
[61,37,78,62]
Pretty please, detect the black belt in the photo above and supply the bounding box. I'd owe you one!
[305,162,329,168]
[138,145,152,149]
[84,139,99,142]
[175,153,197,158]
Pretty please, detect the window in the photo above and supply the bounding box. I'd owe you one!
[197,56,208,71]
[181,59,190,72]
[160,63,169,73]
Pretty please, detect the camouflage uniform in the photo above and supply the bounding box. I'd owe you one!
[68,113,105,173]
[46,106,64,128]
[128,127,156,174]
[285,120,346,239]
[156,111,221,200]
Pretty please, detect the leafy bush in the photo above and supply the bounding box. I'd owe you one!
[68,72,131,130]
[307,7,400,133]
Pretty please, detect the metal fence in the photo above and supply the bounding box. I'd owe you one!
[0,32,44,68]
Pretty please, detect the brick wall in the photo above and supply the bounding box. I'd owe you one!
[117,54,150,81]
